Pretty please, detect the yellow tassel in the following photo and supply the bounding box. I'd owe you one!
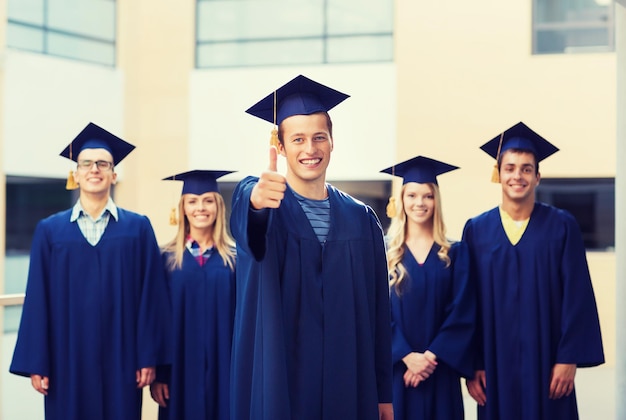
[270,128,279,148]
[491,131,504,183]
[65,170,78,190]
[386,197,396,218]
[490,164,500,183]
[169,207,178,226]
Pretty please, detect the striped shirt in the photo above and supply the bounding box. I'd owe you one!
[70,198,118,246]
[186,236,214,266]
[292,189,331,243]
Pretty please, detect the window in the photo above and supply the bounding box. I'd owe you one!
[536,178,614,250]
[5,176,76,329]
[7,0,116,66]
[533,0,614,54]
[196,0,393,68]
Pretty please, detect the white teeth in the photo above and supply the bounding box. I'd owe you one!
[301,159,320,165]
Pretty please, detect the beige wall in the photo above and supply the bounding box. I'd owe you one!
[116,2,196,416]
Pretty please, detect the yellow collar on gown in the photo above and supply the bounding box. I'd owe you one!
[499,206,530,245]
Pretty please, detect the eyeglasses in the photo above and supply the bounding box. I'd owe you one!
[77,160,114,171]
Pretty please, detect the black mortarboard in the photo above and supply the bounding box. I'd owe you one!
[246,75,349,138]
[380,155,459,186]
[163,170,235,195]
[480,121,559,163]
[380,155,459,218]
[481,122,559,182]
[60,122,135,164]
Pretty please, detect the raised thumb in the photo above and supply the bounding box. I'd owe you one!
[268,145,278,172]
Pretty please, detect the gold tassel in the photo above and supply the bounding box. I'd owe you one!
[386,197,396,218]
[490,164,500,183]
[169,207,178,226]
[491,132,504,183]
[65,170,78,190]
[270,90,279,148]
[270,128,279,148]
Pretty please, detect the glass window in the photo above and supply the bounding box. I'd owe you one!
[8,0,45,25]
[536,178,614,250]
[533,0,614,54]
[6,177,75,253]
[196,0,393,68]
[7,0,116,66]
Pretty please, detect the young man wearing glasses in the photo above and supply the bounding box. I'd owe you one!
[10,122,171,420]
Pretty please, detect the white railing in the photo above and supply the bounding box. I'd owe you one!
[0,294,25,307]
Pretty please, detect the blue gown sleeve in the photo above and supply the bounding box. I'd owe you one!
[427,241,476,378]
[555,211,604,367]
[231,176,272,261]
[462,218,484,372]
[390,291,413,365]
[135,216,172,369]
[369,210,393,404]
[10,221,52,377]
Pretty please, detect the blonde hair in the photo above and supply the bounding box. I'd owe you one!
[386,183,451,296]
[162,192,236,272]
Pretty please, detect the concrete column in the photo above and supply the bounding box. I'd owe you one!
[117,0,194,243]
[616,1,626,418]
[116,2,195,418]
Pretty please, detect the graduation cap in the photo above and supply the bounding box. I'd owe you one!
[245,74,350,147]
[481,121,559,183]
[60,122,136,190]
[162,170,235,225]
[380,156,459,218]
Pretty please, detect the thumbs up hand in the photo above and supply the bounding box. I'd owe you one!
[250,146,287,210]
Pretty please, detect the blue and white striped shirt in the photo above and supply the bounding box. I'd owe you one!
[292,189,331,243]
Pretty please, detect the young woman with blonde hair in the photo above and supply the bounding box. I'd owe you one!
[150,170,236,420]
[381,156,475,420]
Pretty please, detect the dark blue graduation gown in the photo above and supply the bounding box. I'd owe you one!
[10,208,171,420]
[390,241,475,420]
[230,177,393,420]
[157,249,235,420]
[462,202,604,420]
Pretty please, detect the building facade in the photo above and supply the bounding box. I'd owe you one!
[0,0,619,418]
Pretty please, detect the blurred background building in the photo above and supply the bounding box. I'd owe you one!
[0,0,621,418]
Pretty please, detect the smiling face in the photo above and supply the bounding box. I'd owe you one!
[182,192,218,233]
[402,182,435,227]
[277,112,333,192]
[499,150,540,205]
[74,148,117,196]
